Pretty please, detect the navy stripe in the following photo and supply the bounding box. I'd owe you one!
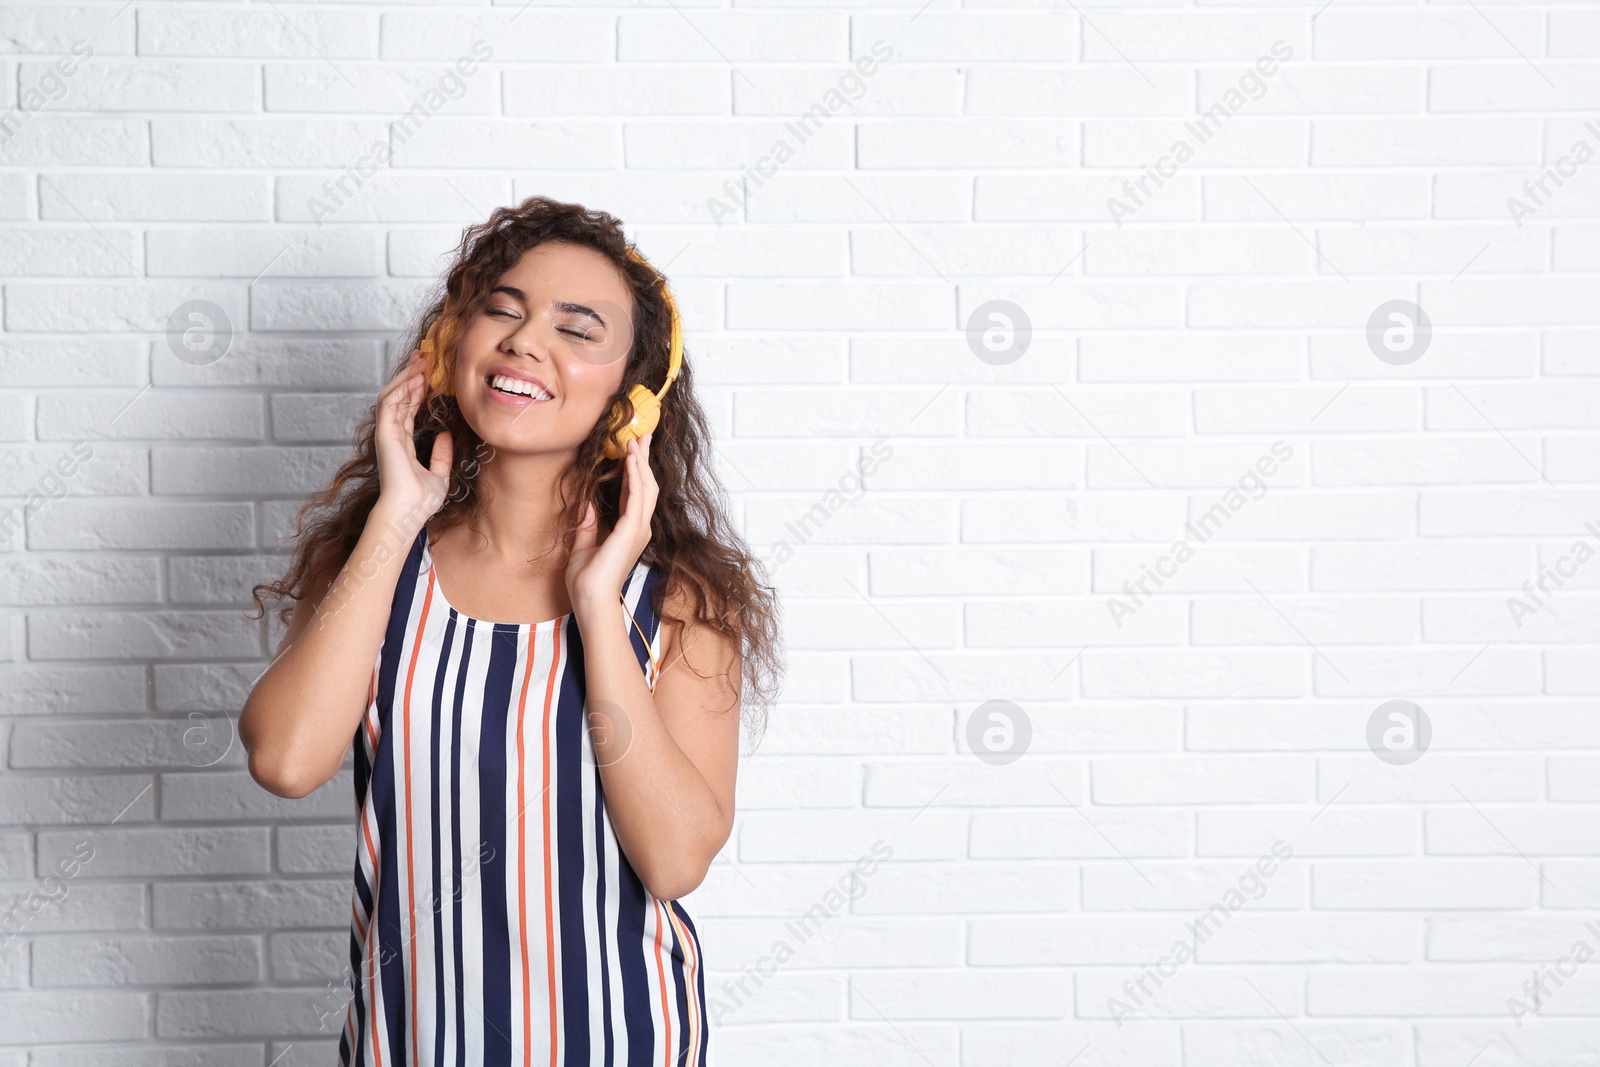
[594,764,616,1067]
[374,726,408,1065]
[479,620,519,1066]
[429,612,457,1067]
[617,565,667,1066]
[353,712,373,821]
[583,590,617,1067]
[624,567,660,680]
[667,909,691,1066]
[616,859,653,1067]
[555,616,592,1065]
[451,616,476,1067]
[372,530,422,1065]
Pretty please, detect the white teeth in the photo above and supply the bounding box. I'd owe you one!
[489,374,552,401]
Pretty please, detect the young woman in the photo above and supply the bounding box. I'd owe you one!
[241,196,783,1066]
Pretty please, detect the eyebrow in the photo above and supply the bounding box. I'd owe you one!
[489,285,608,328]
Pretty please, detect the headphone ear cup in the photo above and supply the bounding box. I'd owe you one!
[420,321,454,397]
[602,407,628,460]
[603,385,661,460]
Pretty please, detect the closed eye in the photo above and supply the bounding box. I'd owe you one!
[488,308,592,341]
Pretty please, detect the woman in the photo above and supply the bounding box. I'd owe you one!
[241,195,783,1066]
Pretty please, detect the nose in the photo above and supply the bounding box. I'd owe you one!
[500,318,552,361]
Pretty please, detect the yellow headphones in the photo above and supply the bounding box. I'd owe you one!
[417,244,683,464]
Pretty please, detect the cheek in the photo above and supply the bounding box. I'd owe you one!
[451,321,498,384]
[557,358,625,415]
[456,318,497,359]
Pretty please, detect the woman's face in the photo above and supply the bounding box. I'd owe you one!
[451,239,636,455]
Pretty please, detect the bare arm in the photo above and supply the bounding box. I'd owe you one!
[239,346,454,800]
[563,431,741,901]
[578,588,741,900]
[239,500,430,799]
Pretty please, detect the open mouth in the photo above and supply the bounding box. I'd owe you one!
[485,373,554,405]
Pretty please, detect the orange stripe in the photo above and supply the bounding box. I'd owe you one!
[673,905,700,1065]
[541,624,564,1067]
[363,667,378,749]
[514,626,537,1064]
[366,823,385,1067]
[361,768,385,1066]
[400,570,435,1065]
[653,900,672,1067]
[343,910,360,1050]
[667,905,701,1064]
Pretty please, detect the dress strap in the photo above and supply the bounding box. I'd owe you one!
[620,561,663,688]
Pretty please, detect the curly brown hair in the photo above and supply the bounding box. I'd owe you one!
[248,194,782,751]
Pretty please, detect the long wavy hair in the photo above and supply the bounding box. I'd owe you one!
[248,195,782,750]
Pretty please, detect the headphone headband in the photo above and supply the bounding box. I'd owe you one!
[624,245,683,400]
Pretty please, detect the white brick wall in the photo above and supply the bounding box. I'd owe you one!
[1,1,1598,1063]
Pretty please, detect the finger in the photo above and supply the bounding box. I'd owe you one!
[378,378,408,430]
[379,349,424,397]
[572,500,600,552]
[634,443,654,499]
[376,365,409,406]
[618,438,637,504]
[640,435,658,490]
[428,428,453,480]
[400,361,425,403]
[623,446,650,528]
[633,435,659,506]
[625,438,645,502]
[377,357,425,412]
[399,373,422,439]
[609,451,635,540]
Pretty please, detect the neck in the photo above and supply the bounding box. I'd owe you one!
[462,450,577,568]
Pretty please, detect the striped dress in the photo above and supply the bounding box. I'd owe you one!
[338,524,709,1067]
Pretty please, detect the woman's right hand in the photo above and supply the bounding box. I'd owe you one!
[374,348,453,526]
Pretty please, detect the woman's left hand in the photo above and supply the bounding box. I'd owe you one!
[566,432,658,615]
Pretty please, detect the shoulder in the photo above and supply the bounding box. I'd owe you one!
[652,568,741,681]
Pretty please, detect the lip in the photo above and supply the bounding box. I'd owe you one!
[484,364,555,406]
